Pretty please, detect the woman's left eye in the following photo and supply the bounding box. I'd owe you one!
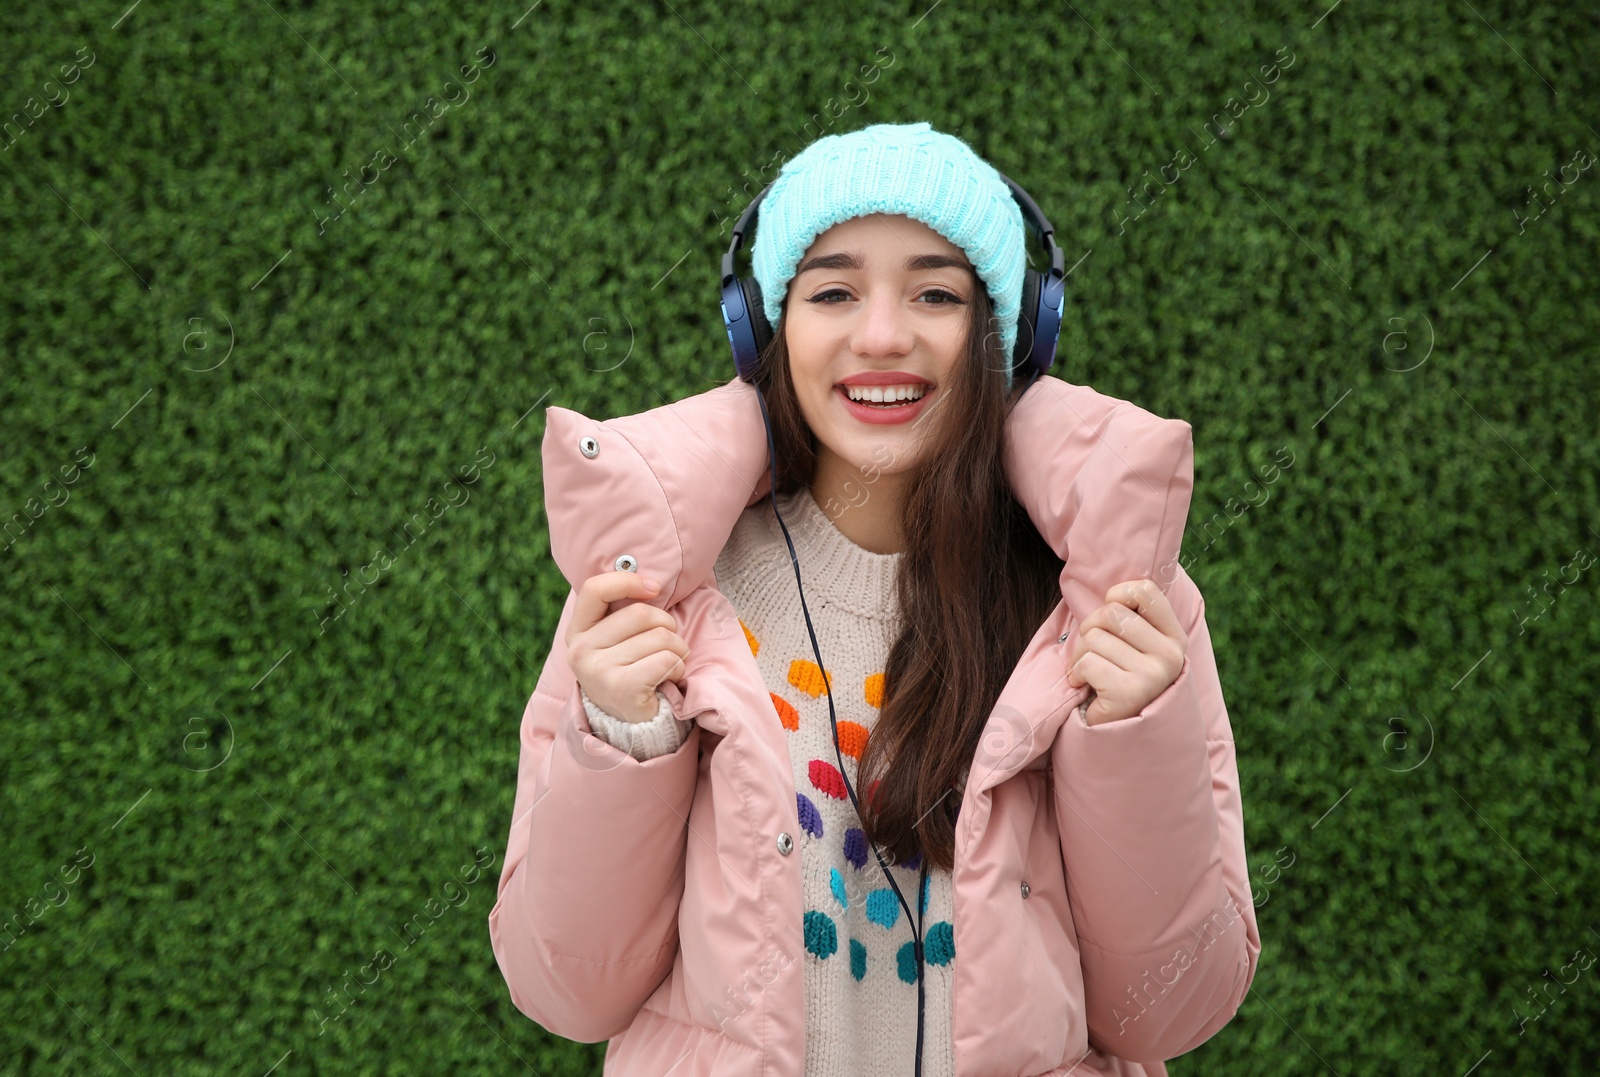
[918,289,964,305]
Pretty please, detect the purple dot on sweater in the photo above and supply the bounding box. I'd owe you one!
[896,848,921,871]
[797,793,823,838]
[843,827,867,870]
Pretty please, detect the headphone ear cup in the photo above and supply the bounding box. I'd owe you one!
[740,277,772,358]
[1011,269,1042,379]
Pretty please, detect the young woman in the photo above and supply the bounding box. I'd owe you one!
[490,121,1258,1077]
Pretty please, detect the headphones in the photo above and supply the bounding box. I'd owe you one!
[717,174,1066,1077]
[719,172,1068,389]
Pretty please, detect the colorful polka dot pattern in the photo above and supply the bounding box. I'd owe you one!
[801,907,956,984]
[739,615,955,1003]
[712,492,960,1072]
[784,656,947,992]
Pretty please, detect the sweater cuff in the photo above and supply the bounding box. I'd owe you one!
[581,686,693,762]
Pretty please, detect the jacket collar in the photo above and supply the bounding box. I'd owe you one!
[543,373,1193,629]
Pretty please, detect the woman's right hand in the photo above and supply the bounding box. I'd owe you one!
[565,571,691,724]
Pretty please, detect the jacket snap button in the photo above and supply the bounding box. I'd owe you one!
[614,554,637,573]
[1020,881,1031,899]
[579,436,599,458]
[777,832,794,855]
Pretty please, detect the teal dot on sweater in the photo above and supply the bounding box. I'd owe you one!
[850,938,867,981]
[894,924,955,983]
[866,888,900,929]
[829,868,848,909]
[804,910,837,959]
[896,940,918,983]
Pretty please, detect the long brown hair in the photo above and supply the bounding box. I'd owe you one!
[748,282,1065,873]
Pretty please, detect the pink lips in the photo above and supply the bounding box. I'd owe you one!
[835,384,935,425]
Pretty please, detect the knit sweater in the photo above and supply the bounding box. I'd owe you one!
[581,485,957,1077]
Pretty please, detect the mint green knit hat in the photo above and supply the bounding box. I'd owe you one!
[750,120,1027,387]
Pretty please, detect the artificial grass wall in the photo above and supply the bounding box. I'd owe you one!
[1,0,1596,1073]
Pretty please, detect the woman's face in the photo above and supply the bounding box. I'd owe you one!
[782,213,976,483]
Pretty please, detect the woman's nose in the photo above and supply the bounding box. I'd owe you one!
[853,290,915,356]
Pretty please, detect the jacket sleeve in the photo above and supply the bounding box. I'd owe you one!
[488,588,702,1043]
[583,686,696,762]
[1051,573,1259,1063]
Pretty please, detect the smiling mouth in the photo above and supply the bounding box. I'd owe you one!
[835,385,933,408]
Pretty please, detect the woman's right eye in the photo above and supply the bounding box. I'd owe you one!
[807,289,851,304]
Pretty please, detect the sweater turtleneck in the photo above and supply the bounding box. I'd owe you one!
[722,485,905,625]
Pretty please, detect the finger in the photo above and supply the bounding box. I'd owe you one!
[667,652,690,685]
[1074,596,1151,640]
[1067,649,1115,690]
[597,627,691,672]
[1070,652,1137,702]
[1069,625,1143,684]
[572,571,659,636]
[1097,601,1170,656]
[570,571,665,637]
[582,601,681,653]
[1106,578,1184,644]
[1069,603,1164,666]
[622,649,689,692]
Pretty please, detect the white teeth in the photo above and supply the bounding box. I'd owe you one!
[844,384,927,403]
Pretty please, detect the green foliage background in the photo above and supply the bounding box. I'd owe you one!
[2,1,1596,1073]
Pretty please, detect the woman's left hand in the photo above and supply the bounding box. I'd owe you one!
[1064,578,1188,726]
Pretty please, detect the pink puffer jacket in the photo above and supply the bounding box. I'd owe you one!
[489,373,1259,1076]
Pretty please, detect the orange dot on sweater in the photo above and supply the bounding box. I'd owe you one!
[739,619,759,656]
[836,721,868,760]
[788,659,833,698]
[864,672,886,708]
[771,692,799,732]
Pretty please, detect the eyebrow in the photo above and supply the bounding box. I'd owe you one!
[794,251,974,276]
